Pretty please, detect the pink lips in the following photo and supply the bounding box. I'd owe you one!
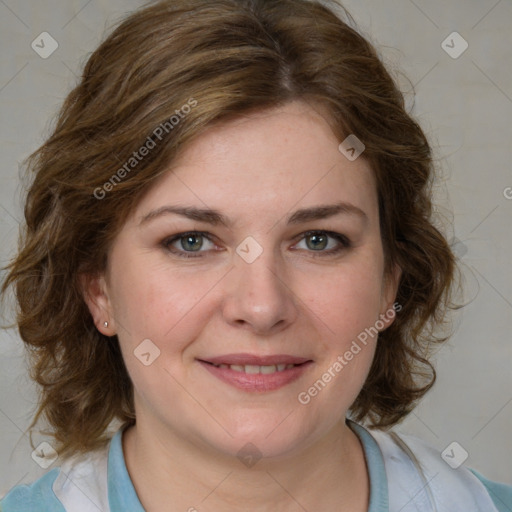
[197,353,313,392]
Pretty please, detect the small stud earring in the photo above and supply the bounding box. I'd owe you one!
[104,321,109,327]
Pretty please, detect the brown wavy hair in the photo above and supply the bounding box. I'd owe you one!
[1,0,461,459]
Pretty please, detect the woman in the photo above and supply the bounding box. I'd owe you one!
[1,0,510,510]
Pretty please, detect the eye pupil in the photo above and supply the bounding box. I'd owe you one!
[182,234,202,251]
[306,233,327,251]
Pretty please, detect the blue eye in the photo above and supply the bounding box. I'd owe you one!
[162,230,351,259]
[162,232,216,257]
[295,230,351,254]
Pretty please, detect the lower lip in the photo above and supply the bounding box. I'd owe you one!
[198,361,313,392]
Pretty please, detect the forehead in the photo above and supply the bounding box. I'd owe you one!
[132,101,378,228]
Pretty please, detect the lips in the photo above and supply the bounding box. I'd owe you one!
[197,353,313,392]
[209,363,297,374]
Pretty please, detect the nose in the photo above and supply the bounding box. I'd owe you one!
[221,247,299,335]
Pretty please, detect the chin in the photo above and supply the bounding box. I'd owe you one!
[209,409,315,460]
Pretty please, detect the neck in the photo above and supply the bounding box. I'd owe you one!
[123,417,369,512]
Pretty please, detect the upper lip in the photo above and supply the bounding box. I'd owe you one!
[199,353,312,366]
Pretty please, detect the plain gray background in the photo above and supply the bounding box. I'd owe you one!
[0,0,511,495]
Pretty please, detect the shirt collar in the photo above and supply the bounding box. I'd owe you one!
[107,420,389,511]
[347,419,389,512]
[107,427,145,511]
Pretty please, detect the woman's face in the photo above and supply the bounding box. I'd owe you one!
[86,100,400,459]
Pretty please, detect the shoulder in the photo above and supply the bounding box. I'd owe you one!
[368,427,512,512]
[469,468,512,512]
[1,442,110,512]
[0,468,64,512]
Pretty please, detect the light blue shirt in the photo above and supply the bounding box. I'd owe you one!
[1,421,511,511]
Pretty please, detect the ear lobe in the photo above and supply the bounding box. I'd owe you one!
[79,272,115,335]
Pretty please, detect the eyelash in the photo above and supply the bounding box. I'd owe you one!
[161,230,352,259]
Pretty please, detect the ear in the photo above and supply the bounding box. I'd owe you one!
[79,272,116,336]
[378,262,402,331]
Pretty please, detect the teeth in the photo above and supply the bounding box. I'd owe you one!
[215,363,298,373]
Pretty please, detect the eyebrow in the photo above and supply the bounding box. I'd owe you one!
[139,202,368,227]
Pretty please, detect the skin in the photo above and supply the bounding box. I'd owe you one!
[84,100,401,512]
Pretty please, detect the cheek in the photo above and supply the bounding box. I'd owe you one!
[111,257,194,330]
[110,257,224,365]
[296,267,382,418]
[303,258,384,348]
[109,262,211,408]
